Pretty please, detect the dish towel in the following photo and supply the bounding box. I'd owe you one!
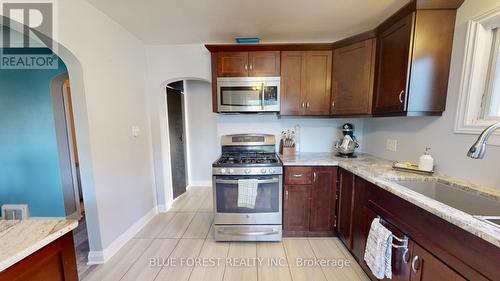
[364,218,393,279]
[237,179,259,209]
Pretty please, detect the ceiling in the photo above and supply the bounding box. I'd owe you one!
[85,0,410,44]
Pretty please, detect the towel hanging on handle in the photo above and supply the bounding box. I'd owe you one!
[237,179,258,209]
[364,218,393,279]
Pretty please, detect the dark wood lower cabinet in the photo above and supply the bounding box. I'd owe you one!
[337,168,354,248]
[0,232,78,281]
[310,167,337,232]
[283,166,337,236]
[284,184,311,232]
[283,166,500,280]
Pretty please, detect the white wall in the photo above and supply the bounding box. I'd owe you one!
[146,44,366,202]
[363,0,500,190]
[51,0,156,262]
[184,80,218,186]
[145,44,212,210]
[217,115,364,153]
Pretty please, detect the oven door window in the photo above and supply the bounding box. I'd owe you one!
[220,86,262,107]
[215,176,280,213]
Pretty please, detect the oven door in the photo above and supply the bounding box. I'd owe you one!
[217,77,280,113]
[213,175,282,225]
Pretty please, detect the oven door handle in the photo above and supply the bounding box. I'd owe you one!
[214,178,280,184]
[217,229,280,236]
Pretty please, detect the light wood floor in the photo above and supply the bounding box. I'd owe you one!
[82,186,369,281]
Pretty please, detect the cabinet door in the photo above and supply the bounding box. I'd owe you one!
[217,52,249,77]
[337,169,354,248]
[304,51,332,115]
[310,167,337,232]
[284,185,311,231]
[410,243,466,281]
[248,51,280,77]
[332,39,375,115]
[281,51,306,115]
[373,13,414,114]
[364,207,412,281]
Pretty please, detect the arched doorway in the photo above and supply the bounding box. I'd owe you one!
[154,78,216,210]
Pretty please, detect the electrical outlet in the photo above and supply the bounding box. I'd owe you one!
[386,139,398,152]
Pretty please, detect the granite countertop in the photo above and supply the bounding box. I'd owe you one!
[280,152,500,248]
[0,219,78,272]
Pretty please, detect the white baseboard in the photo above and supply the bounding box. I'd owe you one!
[157,204,168,212]
[188,180,212,187]
[87,206,158,264]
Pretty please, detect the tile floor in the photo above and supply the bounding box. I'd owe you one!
[82,186,369,281]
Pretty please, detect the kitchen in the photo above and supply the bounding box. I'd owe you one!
[1,0,500,281]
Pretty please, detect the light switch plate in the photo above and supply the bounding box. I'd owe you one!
[132,126,140,137]
[386,139,398,152]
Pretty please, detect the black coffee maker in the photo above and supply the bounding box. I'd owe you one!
[334,123,359,158]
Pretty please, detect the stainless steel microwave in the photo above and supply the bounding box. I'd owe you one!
[217,77,280,113]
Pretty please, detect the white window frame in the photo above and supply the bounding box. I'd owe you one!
[455,7,500,145]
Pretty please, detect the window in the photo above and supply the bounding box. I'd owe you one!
[455,6,500,145]
[482,28,500,118]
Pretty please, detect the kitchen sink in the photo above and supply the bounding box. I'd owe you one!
[393,180,500,218]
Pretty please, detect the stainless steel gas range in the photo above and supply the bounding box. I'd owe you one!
[212,134,283,241]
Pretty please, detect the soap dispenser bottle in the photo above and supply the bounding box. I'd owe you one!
[418,147,434,172]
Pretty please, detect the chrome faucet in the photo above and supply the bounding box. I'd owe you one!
[467,121,500,159]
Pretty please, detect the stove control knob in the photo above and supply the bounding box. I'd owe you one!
[229,169,235,174]
[220,168,227,174]
[261,168,267,174]
[245,168,251,174]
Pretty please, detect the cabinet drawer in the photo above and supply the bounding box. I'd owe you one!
[285,167,313,185]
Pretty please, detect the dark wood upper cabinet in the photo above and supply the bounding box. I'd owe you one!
[217,51,249,77]
[284,184,311,232]
[280,51,305,115]
[217,51,280,77]
[281,50,332,116]
[248,51,280,77]
[337,168,354,249]
[373,3,459,116]
[373,13,414,114]
[331,38,376,116]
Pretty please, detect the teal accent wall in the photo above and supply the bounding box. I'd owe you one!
[0,50,68,217]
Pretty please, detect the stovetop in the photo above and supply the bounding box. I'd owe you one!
[213,152,282,167]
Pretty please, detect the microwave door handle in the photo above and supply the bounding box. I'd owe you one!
[261,82,265,110]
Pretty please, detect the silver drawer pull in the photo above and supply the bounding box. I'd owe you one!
[399,90,405,104]
[218,229,279,236]
[215,178,279,184]
[411,255,420,273]
[292,174,303,178]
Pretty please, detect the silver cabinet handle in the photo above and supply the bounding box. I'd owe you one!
[332,101,335,109]
[249,64,253,70]
[411,255,419,273]
[244,64,248,71]
[285,190,289,200]
[292,174,303,178]
[402,249,410,264]
[313,172,317,182]
[301,102,305,108]
[306,102,310,108]
[399,90,405,104]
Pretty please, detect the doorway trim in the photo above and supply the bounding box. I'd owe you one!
[153,77,210,212]
[50,73,81,219]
